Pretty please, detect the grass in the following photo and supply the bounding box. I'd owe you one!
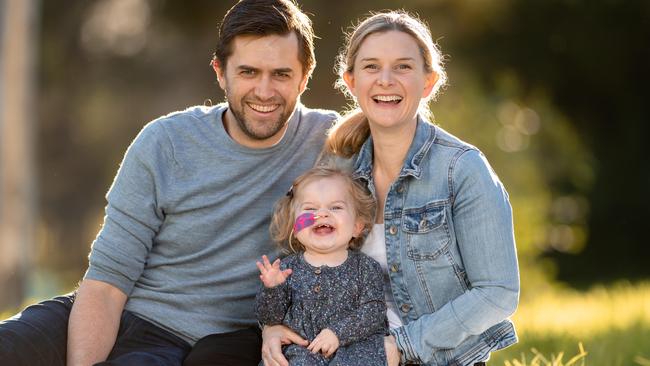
[2,282,649,365]
[491,282,650,365]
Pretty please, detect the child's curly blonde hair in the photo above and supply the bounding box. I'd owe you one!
[270,167,376,253]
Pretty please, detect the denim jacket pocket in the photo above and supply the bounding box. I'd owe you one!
[403,204,450,260]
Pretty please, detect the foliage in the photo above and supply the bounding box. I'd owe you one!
[492,282,650,366]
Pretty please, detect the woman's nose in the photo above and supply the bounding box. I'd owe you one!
[377,69,394,87]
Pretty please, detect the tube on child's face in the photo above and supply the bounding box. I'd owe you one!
[293,212,321,232]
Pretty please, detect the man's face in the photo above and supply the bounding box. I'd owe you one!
[213,32,309,148]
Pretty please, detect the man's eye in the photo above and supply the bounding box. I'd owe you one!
[240,69,256,76]
[274,72,290,78]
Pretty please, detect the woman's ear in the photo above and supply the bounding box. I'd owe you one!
[343,71,356,95]
[422,71,439,98]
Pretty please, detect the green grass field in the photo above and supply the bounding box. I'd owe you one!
[490,282,650,366]
[2,282,649,365]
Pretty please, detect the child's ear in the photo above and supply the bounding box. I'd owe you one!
[352,219,365,238]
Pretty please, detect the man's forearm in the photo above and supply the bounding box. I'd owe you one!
[67,279,127,366]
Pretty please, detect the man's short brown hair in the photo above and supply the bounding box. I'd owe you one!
[213,0,316,78]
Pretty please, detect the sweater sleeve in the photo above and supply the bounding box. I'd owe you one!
[84,122,173,296]
[255,259,292,325]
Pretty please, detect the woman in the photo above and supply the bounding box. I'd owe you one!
[263,11,519,366]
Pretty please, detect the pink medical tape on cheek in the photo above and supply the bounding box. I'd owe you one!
[293,213,321,232]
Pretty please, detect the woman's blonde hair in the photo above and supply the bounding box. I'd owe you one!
[270,167,376,253]
[327,11,448,157]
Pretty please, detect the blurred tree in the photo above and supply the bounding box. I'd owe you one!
[452,0,650,285]
[0,0,38,310]
[15,0,648,308]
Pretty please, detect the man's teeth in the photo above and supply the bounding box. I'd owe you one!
[248,103,279,113]
[374,95,402,102]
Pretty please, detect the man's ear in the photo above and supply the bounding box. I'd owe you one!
[298,73,309,94]
[211,59,227,90]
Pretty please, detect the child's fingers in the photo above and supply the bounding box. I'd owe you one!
[281,268,293,277]
[262,255,272,268]
[256,261,266,274]
[307,338,318,353]
[323,345,335,357]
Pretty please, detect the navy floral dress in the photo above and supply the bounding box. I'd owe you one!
[256,250,387,366]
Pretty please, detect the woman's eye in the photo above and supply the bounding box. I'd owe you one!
[396,64,412,70]
[363,64,378,70]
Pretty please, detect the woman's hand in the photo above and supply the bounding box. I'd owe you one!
[307,328,339,358]
[261,324,308,366]
[385,335,401,366]
[256,255,292,288]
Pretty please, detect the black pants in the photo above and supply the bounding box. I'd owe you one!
[0,293,262,366]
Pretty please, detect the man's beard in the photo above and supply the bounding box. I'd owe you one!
[226,96,293,141]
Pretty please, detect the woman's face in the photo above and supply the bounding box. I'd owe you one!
[344,30,437,131]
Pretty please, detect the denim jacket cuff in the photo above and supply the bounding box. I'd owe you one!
[390,326,422,364]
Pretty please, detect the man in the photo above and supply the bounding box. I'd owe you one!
[0,1,337,365]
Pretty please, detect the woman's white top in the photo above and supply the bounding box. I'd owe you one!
[361,224,404,329]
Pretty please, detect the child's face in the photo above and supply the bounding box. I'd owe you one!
[294,176,364,256]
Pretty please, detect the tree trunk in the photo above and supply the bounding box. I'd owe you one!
[0,0,38,311]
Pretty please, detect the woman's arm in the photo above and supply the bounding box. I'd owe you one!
[392,149,520,364]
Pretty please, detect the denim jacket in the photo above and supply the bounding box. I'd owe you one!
[350,118,519,365]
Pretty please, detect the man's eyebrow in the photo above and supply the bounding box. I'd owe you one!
[236,65,259,71]
[273,68,294,74]
[235,65,294,73]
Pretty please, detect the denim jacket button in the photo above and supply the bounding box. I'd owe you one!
[419,219,427,228]
[389,225,398,235]
[390,264,399,272]
[400,303,411,313]
[396,185,404,193]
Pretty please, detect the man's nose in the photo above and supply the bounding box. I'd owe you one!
[254,76,274,100]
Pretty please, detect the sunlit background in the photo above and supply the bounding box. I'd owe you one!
[1,0,649,365]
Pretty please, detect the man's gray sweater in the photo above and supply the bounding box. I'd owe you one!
[85,103,337,345]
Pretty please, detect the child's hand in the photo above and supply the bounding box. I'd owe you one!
[307,328,339,358]
[256,255,292,288]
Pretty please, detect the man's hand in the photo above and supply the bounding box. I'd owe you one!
[261,324,308,366]
[307,328,339,358]
[385,335,401,366]
[256,255,292,288]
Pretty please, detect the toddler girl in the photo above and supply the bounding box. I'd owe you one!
[255,167,387,365]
